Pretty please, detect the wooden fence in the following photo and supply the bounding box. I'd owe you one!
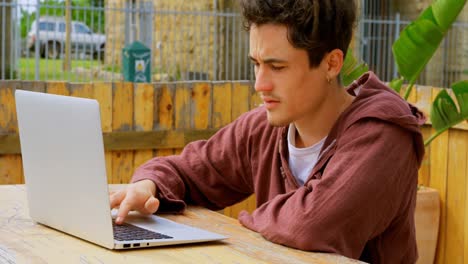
[0,80,467,263]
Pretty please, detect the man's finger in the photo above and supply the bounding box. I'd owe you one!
[110,190,126,209]
[116,200,132,225]
[142,196,160,215]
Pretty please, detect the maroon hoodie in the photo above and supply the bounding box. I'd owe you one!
[132,72,426,263]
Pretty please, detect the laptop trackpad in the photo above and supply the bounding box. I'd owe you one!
[111,210,220,240]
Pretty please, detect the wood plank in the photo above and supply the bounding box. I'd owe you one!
[0,81,22,184]
[419,126,432,187]
[417,84,433,187]
[0,185,360,264]
[245,195,257,215]
[94,83,113,183]
[191,83,211,130]
[213,82,234,217]
[69,83,93,99]
[226,81,254,218]
[212,82,232,216]
[0,134,19,154]
[405,83,418,105]
[134,83,155,168]
[17,81,46,93]
[112,82,134,184]
[0,130,219,154]
[445,129,467,263]
[232,81,250,120]
[155,83,175,157]
[249,82,261,110]
[415,86,432,121]
[103,130,217,150]
[430,87,450,264]
[212,82,232,129]
[46,82,70,96]
[174,82,191,154]
[465,137,468,264]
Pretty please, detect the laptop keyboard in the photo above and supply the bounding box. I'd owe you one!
[112,221,173,241]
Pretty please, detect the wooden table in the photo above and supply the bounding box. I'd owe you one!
[0,185,363,264]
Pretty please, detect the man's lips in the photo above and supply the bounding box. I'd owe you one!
[261,96,280,109]
[261,96,280,103]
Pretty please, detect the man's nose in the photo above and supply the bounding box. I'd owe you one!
[254,67,273,92]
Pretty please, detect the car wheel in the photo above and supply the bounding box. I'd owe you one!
[93,50,104,62]
[40,46,46,58]
[46,42,61,60]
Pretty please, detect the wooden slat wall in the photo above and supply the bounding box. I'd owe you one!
[224,82,257,218]
[155,83,175,157]
[0,81,22,184]
[1,81,468,263]
[408,85,468,264]
[94,83,113,183]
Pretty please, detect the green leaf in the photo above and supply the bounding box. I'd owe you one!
[392,1,466,90]
[418,5,436,21]
[342,49,368,86]
[389,77,404,93]
[430,89,460,131]
[432,0,467,31]
[430,82,468,131]
[392,18,444,83]
[452,80,468,117]
[426,81,468,146]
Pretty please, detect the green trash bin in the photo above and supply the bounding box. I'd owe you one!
[122,41,151,83]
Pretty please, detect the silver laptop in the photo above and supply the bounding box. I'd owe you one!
[15,89,227,250]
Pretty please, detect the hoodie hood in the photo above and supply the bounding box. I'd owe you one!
[329,72,426,165]
[346,72,426,129]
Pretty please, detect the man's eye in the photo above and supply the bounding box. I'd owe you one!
[271,65,285,71]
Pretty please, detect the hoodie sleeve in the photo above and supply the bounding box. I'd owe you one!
[238,119,420,259]
[131,111,256,212]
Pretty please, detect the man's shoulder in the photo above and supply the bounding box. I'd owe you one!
[346,72,421,124]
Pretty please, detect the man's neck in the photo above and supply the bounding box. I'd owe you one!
[294,85,354,148]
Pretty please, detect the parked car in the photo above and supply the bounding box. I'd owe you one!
[27,17,105,60]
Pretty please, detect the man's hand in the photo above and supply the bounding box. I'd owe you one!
[109,179,160,224]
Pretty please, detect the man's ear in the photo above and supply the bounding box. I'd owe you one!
[325,49,344,80]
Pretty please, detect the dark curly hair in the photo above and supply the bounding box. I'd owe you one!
[240,0,357,68]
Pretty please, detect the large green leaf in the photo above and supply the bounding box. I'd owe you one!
[430,89,461,131]
[342,49,368,86]
[431,81,468,130]
[393,0,467,84]
[426,81,468,145]
[392,17,444,83]
[389,77,404,94]
[432,0,467,30]
[452,80,468,117]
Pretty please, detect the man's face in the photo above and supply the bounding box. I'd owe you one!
[249,23,330,127]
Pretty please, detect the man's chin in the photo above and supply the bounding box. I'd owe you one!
[266,112,289,127]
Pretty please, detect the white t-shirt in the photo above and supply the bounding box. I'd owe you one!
[287,124,326,186]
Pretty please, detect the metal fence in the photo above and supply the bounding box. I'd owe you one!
[358,14,468,88]
[0,1,251,82]
[1,1,467,86]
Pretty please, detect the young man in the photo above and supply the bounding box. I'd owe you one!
[110,0,425,262]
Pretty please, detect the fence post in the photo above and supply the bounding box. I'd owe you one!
[0,0,15,80]
[393,12,401,79]
[34,0,40,81]
[213,0,218,81]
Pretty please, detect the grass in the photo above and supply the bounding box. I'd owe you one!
[18,57,108,82]
[17,58,169,82]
